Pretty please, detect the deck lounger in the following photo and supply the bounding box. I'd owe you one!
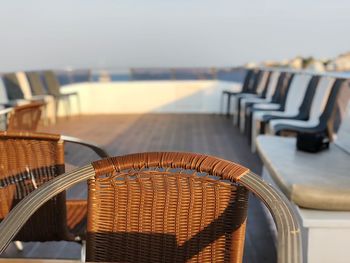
[43,70,80,118]
[239,71,281,132]
[0,132,108,251]
[232,70,271,126]
[221,69,255,117]
[248,72,294,151]
[269,76,339,136]
[249,74,312,150]
[231,69,262,125]
[261,76,320,130]
[1,74,28,107]
[0,152,301,263]
[243,72,291,137]
[16,72,56,124]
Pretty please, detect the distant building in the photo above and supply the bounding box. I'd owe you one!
[326,52,350,71]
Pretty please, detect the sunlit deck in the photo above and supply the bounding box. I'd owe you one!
[0,114,276,262]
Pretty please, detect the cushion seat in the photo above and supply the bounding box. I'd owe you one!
[256,135,350,211]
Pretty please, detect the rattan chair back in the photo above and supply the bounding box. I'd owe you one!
[26,72,47,96]
[43,71,61,97]
[0,131,73,241]
[7,102,44,131]
[87,152,249,262]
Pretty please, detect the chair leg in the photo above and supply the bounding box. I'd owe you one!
[65,97,71,118]
[81,240,86,262]
[14,241,23,251]
[75,94,81,116]
[226,94,231,118]
[220,93,226,115]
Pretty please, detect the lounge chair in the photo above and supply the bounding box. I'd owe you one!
[221,69,256,117]
[269,77,343,137]
[16,71,56,125]
[239,71,281,132]
[249,74,313,151]
[43,70,80,118]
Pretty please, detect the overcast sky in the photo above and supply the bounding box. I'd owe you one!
[0,0,349,71]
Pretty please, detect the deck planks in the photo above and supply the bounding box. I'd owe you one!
[1,114,276,262]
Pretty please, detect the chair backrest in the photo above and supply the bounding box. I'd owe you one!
[271,72,294,109]
[295,75,320,120]
[2,73,25,100]
[283,74,313,114]
[7,102,44,131]
[16,72,33,100]
[333,80,350,153]
[245,69,262,94]
[320,79,350,141]
[0,78,9,106]
[255,71,270,96]
[241,69,254,92]
[259,71,272,98]
[26,72,47,96]
[0,131,71,241]
[309,76,335,120]
[43,71,61,97]
[86,153,249,262]
[265,71,280,99]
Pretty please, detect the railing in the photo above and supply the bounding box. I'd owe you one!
[54,67,349,87]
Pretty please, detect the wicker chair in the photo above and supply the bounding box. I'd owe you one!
[0,152,301,263]
[7,102,45,131]
[0,131,108,245]
[0,102,45,132]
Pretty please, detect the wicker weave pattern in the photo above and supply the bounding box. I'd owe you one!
[0,132,82,241]
[88,153,249,262]
[7,102,44,131]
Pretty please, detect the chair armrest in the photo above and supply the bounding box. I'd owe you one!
[253,103,280,111]
[274,123,322,135]
[0,165,95,254]
[238,172,302,263]
[61,135,109,158]
[0,107,13,116]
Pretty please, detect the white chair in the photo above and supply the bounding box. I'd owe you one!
[268,76,336,135]
[232,70,270,126]
[239,71,281,132]
[16,72,56,124]
[250,74,312,152]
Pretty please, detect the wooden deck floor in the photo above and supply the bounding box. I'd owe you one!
[1,114,276,262]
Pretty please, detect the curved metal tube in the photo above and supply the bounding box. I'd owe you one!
[238,172,302,263]
[61,135,109,158]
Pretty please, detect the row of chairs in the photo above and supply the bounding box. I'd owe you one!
[221,68,350,152]
[0,70,79,124]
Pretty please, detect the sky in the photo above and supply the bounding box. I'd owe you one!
[0,0,349,71]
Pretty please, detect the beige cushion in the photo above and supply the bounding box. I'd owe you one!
[256,135,350,211]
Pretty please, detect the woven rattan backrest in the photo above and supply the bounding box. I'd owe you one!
[7,102,44,132]
[26,72,47,96]
[88,152,249,262]
[0,132,71,241]
[43,71,61,97]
